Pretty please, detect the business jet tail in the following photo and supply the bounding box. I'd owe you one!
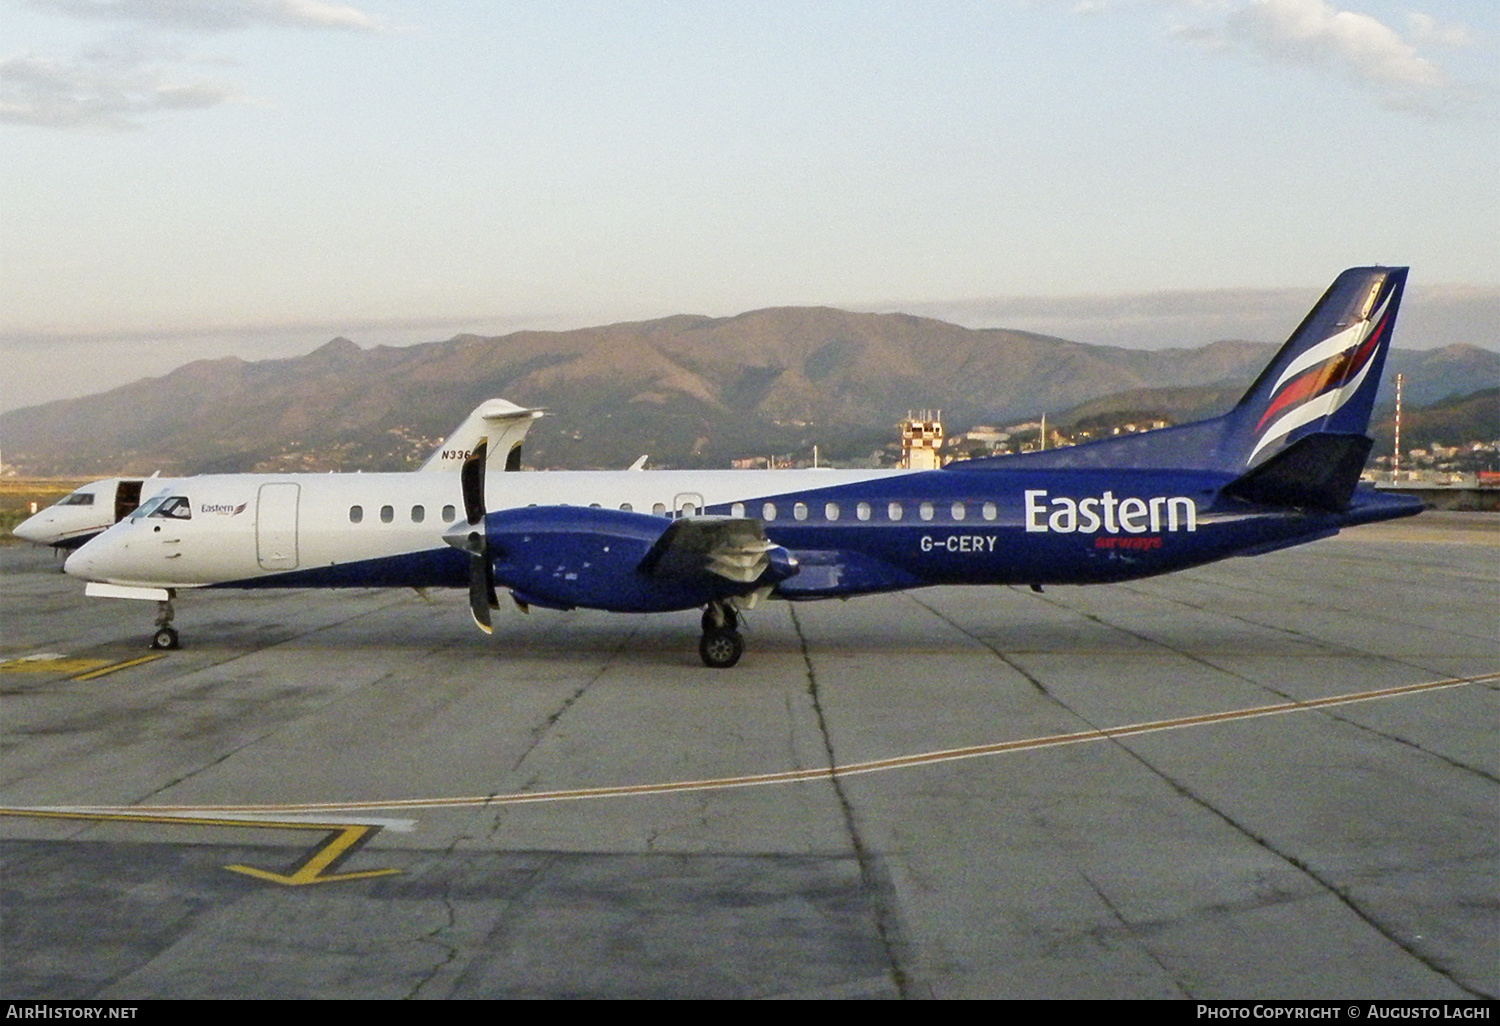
[419,399,545,473]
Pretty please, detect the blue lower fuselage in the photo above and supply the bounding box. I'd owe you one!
[214,465,1422,606]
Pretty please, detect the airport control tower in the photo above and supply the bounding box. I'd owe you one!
[900,411,944,470]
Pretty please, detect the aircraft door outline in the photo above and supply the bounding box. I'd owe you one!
[114,480,143,524]
[257,483,300,570]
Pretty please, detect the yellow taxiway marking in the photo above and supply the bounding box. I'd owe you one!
[0,652,165,679]
[1,654,108,675]
[22,670,1493,818]
[72,653,167,681]
[223,824,404,886]
[0,808,402,887]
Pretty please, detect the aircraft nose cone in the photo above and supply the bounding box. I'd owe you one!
[63,544,100,580]
[11,515,49,543]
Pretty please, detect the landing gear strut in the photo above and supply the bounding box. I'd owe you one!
[699,601,743,668]
[150,595,180,650]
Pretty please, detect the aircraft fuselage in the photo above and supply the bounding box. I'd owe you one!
[63,464,1418,601]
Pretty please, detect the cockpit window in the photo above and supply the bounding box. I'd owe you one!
[132,495,169,520]
[149,496,192,520]
[57,492,96,506]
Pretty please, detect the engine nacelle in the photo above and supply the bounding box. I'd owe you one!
[483,506,795,613]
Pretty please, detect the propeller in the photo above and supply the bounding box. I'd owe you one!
[460,438,499,633]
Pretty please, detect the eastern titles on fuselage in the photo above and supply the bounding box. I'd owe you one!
[1024,489,1197,535]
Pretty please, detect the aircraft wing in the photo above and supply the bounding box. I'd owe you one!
[637,516,784,584]
[475,506,798,613]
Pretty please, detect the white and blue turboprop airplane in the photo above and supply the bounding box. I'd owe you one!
[63,268,1421,667]
[11,399,540,550]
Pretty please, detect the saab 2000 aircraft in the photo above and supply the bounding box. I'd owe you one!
[12,399,541,550]
[63,267,1421,667]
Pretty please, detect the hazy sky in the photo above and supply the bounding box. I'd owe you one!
[2,0,1496,412]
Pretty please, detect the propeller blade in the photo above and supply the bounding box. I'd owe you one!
[462,439,488,527]
[468,537,494,633]
[460,439,498,632]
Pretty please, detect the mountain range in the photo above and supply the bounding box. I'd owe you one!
[3,307,1495,475]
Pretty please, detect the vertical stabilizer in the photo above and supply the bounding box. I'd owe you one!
[1228,266,1406,470]
[955,267,1408,479]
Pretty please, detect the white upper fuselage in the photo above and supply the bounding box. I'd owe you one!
[64,468,912,589]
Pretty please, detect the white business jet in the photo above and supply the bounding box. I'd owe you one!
[12,474,186,550]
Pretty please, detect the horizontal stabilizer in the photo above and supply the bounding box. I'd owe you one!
[1220,433,1373,512]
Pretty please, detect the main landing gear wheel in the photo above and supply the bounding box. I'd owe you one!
[699,628,745,669]
[151,626,180,650]
[701,604,739,632]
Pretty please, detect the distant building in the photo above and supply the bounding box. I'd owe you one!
[900,412,944,470]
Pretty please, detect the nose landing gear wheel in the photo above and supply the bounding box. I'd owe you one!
[150,595,179,649]
[699,628,744,668]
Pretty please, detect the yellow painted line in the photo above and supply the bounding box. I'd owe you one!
[0,808,401,887]
[224,824,403,886]
[72,653,166,681]
[21,669,1493,818]
[1,657,110,675]
[0,652,165,679]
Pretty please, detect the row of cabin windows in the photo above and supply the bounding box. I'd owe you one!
[349,504,459,524]
[625,500,999,521]
[737,500,999,523]
[349,500,999,525]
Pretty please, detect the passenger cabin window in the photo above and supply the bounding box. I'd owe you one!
[888,502,903,521]
[442,505,456,523]
[680,502,697,517]
[58,492,95,506]
[762,502,777,521]
[410,505,425,523]
[652,502,667,516]
[380,505,394,524]
[952,502,966,521]
[731,503,745,518]
[919,502,934,521]
[982,502,998,521]
[793,502,808,521]
[349,505,363,524]
[857,502,871,521]
[620,502,633,512]
[825,502,839,521]
[151,496,192,520]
